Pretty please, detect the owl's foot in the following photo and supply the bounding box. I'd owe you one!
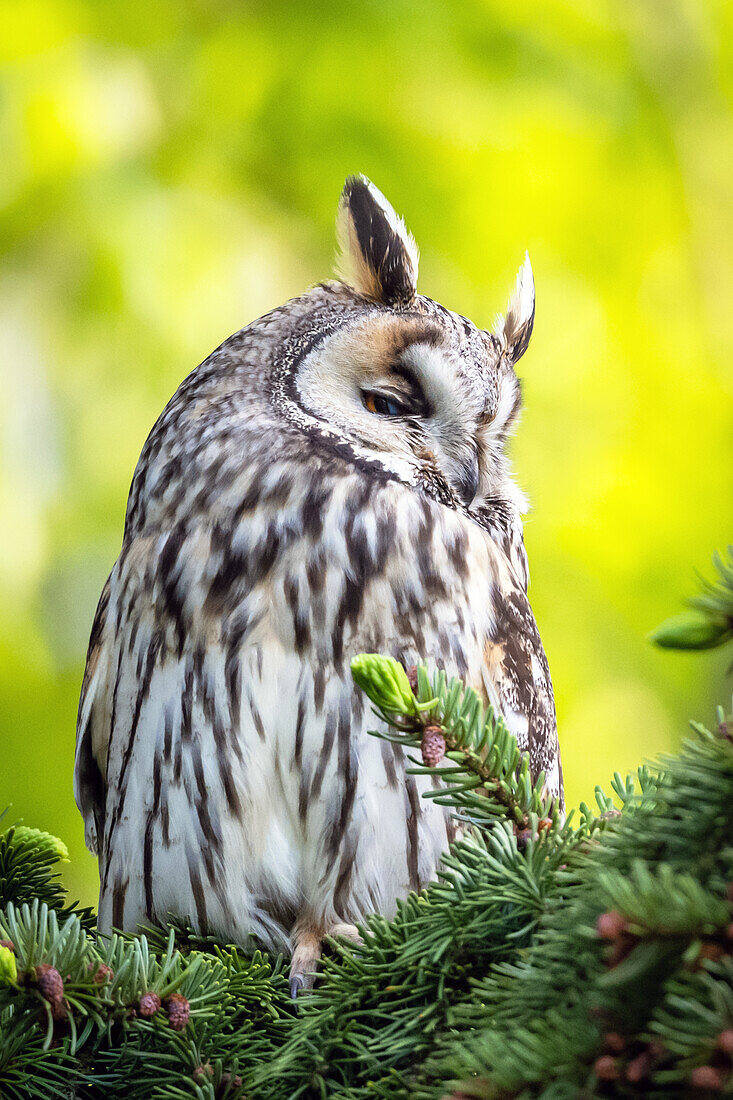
[289,922,364,998]
[326,922,363,946]
[289,927,322,999]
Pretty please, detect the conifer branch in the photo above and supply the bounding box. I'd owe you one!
[351,654,559,836]
[651,545,733,652]
[2,555,733,1099]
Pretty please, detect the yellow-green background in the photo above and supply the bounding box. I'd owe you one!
[1,0,731,908]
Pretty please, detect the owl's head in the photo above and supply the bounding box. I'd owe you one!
[276,176,535,514]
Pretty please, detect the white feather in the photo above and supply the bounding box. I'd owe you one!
[493,252,535,355]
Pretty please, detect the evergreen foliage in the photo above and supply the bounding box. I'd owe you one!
[650,546,733,653]
[0,824,95,932]
[1,554,731,1097]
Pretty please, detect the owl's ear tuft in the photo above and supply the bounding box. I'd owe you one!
[336,175,419,306]
[493,253,535,363]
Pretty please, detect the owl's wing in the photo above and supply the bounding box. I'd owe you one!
[504,519,529,594]
[74,575,112,856]
[481,528,564,811]
[474,502,529,593]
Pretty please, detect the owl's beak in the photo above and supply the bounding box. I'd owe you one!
[454,451,479,508]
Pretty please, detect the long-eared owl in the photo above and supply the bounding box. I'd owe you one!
[74,175,563,989]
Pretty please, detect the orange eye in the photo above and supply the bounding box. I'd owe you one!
[363,392,406,416]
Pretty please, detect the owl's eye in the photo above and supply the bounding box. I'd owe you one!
[363,392,408,417]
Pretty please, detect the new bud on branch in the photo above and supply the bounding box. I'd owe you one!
[650,611,733,650]
[12,827,69,863]
[350,654,417,716]
[0,945,17,986]
[650,550,733,651]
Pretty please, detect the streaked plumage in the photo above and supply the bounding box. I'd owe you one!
[75,175,562,985]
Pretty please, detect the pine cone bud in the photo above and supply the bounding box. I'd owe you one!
[690,1065,723,1091]
[219,1072,243,1094]
[139,991,162,1017]
[0,945,18,985]
[406,665,419,694]
[193,1064,214,1084]
[606,936,637,969]
[89,962,113,983]
[35,964,64,1004]
[421,726,446,767]
[718,1029,733,1054]
[604,1031,626,1054]
[594,1055,619,1081]
[696,941,725,967]
[166,992,190,1030]
[596,910,628,940]
[626,1051,651,1083]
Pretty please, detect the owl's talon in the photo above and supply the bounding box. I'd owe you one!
[290,922,323,999]
[289,968,317,998]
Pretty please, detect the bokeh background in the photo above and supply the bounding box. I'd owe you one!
[1,0,731,908]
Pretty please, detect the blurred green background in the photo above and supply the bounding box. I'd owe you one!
[1,0,731,908]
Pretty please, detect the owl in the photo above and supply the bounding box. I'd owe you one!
[74,175,562,992]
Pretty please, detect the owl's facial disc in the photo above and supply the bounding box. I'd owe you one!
[290,175,536,510]
[294,313,498,507]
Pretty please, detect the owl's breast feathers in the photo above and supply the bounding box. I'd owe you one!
[75,434,561,892]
